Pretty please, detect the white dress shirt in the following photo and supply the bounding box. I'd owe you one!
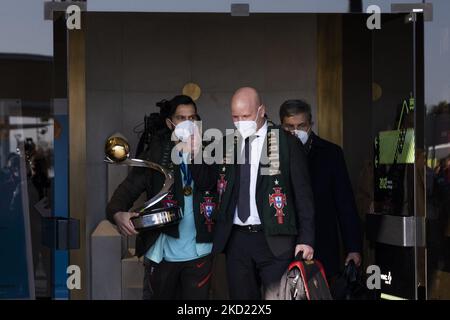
[233,121,268,225]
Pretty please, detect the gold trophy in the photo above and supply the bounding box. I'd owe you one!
[104,136,182,230]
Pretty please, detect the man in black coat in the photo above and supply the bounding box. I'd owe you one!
[189,87,315,299]
[106,95,216,300]
[279,99,362,279]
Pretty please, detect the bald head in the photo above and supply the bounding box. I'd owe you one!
[232,87,261,109]
[231,87,266,129]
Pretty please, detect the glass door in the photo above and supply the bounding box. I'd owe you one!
[0,4,70,300]
[367,12,426,300]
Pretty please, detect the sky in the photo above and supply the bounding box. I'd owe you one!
[0,0,53,56]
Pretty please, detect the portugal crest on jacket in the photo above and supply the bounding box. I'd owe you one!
[269,186,287,224]
[200,193,216,232]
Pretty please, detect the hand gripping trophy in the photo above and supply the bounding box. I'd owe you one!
[104,136,183,231]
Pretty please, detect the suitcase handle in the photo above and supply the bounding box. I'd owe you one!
[295,251,305,261]
[343,260,359,283]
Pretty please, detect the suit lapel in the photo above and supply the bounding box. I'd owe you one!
[173,162,184,208]
[256,131,268,192]
[308,132,320,161]
[218,139,238,219]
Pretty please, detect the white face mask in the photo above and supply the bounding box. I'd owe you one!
[294,129,309,144]
[234,106,261,139]
[172,120,195,142]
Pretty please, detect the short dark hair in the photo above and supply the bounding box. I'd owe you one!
[157,95,197,120]
[279,99,312,123]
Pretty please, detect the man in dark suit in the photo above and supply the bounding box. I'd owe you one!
[190,87,315,299]
[279,99,362,279]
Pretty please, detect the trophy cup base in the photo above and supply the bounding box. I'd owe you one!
[131,206,183,231]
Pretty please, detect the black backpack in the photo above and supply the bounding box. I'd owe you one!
[266,253,333,300]
[330,261,380,300]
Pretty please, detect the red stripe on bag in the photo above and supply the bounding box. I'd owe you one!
[314,260,330,288]
[197,272,212,288]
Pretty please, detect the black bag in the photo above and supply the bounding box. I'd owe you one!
[330,261,379,300]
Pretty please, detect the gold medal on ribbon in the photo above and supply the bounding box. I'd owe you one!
[183,185,193,196]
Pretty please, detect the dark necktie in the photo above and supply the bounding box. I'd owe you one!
[238,137,251,223]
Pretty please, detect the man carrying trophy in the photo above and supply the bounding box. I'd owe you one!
[106,95,216,300]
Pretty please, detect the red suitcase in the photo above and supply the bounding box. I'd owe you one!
[267,253,333,300]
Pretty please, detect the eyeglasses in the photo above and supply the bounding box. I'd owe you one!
[282,123,310,131]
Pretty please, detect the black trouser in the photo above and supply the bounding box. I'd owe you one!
[226,226,292,300]
[143,254,213,300]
